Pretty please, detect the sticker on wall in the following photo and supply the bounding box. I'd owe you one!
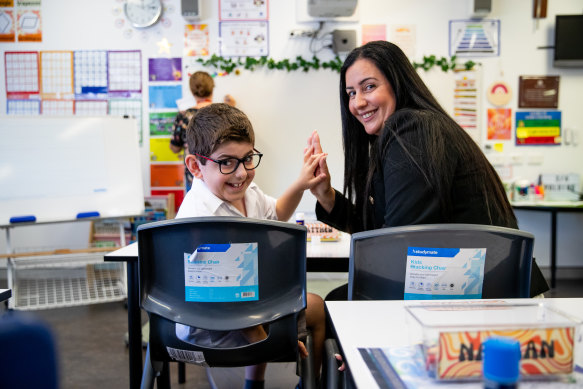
[487,81,512,106]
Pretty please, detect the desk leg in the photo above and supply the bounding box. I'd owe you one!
[550,210,557,289]
[127,261,143,389]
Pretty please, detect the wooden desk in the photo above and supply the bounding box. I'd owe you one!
[105,236,350,389]
[326,298,583,388]
[512,201,583,288]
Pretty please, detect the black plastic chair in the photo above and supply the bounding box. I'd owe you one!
[137,216,315,389]
[348,224,534,300]
[324,224,535,389]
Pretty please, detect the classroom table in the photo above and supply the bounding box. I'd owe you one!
[0,288,11,303]
[105,234,350,389]
[326,298,583,388]
[512,201,583,288]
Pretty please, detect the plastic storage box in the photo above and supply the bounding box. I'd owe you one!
[405,301,581,381]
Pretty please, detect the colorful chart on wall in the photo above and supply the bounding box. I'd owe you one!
[487,108,512,140]
[453,69,480,144]
[219,21,269,57]
[219,0,269,21]
[150,137,183,162]
[17,8,41,42]
[5,51,39,97]
[0,10,16,42]
[75,100,108,116]
[41,99,74,115]
[449,19,499,57]
[515,110,561,146]
[150,111,177,135]
[7,99,40,115]
[148,58,182,82]
[389,25,416,58]
[149,85,182,109]
[74,50,108,97]
[108,50,141,92]
[40,51,74,98]
[150,164,184,187]
[184,24,209,57]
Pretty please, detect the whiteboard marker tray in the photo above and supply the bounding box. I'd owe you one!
[10,253,126,310]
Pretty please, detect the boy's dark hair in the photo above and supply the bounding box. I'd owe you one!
[189,71,215,98]
[186,103,255,162]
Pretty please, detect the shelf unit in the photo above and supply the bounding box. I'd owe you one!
[1,219,128,310]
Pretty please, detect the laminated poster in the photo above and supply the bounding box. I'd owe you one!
[487,108,511,140]
[404,247,486,300]
[184,243,259,302]
[515,110,561,146]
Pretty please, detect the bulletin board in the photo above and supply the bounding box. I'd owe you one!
[0,116,145,226]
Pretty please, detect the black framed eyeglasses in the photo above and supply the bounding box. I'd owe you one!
[195,150,263,174]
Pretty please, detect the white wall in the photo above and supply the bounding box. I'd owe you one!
[1,0,582,269]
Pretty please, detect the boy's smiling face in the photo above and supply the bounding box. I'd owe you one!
[186,141,256,214]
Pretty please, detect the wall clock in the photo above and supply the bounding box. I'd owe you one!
[124,0,163,29]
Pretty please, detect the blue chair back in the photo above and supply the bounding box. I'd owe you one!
[0,311,59,389]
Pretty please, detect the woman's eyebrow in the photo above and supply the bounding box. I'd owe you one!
[346,77,377,90]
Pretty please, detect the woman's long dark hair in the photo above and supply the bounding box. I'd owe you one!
[339,41,515,229]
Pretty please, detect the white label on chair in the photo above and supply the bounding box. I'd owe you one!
[166,346,208,366]
[403,247,486,300]
[183,242,259,302]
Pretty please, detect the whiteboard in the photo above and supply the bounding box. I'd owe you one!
[0,117,145,226]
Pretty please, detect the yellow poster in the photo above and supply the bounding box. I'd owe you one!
[150,137,183,162]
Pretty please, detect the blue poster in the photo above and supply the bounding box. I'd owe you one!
[148,84,182,109]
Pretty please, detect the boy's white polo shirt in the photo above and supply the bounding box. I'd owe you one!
[176,178,277,220]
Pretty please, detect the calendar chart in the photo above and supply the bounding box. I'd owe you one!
[41,100,74,115]
[7,99,40,115]
[40,51,74,97]
[5,51,39,95]
[75,100,108,116]
[74,50,108,96]
[108,50,141,92]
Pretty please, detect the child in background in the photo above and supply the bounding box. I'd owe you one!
[176,103,328,389]
[170,71,236,192]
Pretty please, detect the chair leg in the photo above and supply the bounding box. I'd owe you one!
[300,331,316,389]
[156,361,171,389]
[178,361,186,383]
[322,339,344,389]
[141,344,155,389]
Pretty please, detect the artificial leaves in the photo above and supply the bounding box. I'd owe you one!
[196,54,477,75]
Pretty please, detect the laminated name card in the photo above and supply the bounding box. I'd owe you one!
[405,302,581,381]
[183,243,259,302]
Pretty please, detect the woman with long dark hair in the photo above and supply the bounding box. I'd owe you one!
[308,41,548,298]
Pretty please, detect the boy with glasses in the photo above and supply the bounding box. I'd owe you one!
[176,103,328,389]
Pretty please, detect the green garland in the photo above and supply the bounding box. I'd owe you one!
[412,55,477,72]
[196,54,477,75]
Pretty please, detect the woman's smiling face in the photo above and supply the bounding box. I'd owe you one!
[345,58,396,136]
